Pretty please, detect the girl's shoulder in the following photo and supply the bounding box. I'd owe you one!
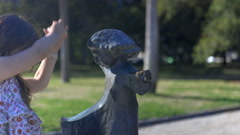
[0,77,18,88]
[0,77,22,124]
[0,77,21,101]
[0,77,41,126]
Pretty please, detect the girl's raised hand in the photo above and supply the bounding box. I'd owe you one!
[44,19,68,39]
[43,19,68,53]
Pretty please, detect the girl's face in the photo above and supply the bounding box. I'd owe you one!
[91,49,115,68]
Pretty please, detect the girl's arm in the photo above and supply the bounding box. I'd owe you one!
[24,53,58,94]
[0,20,67,83]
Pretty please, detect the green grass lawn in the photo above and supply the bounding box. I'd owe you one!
[30,64,240,133]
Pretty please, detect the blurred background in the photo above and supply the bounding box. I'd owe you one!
[2,0,240,79]
[2,0,240,133]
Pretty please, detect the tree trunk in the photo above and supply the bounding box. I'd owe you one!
[143,0,159,93]
[59,0,70,82]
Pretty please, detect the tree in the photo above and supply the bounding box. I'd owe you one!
[144,0,159,93]
[67,0,145,64]
[157,0,211,64]
[193,0,240,64]
[59,0,70,82]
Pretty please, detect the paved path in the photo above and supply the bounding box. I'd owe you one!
[139,110,240,135]
[44,109,240,135]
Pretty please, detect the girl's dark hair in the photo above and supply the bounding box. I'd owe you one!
[0,14,39,109]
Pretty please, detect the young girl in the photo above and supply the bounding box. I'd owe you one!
[0,14,67,134]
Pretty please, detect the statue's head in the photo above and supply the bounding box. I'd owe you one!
[87,29,140,68]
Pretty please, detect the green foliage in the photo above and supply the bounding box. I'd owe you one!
[157,0,180,20]
[0,0,220,65]
[67,0,145,64]
[157,0,211,63]
[193,0,240,64]
[1,0,239,64]
[19,1,58,23]
[0,0,58,37]
[0,2,16,13]
[0,0,145,65]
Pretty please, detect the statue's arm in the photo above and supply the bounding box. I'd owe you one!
[126,70,152,95]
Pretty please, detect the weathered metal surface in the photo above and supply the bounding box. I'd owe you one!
[61,29,151,135]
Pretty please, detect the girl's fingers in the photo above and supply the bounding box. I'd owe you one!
[58,19,63,23]
[52,20,58,26]
[53,20,57,23]
[47,27,51,32]
[44,19,67,36]
[43,28,49,35]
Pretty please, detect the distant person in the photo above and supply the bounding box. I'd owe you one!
[0,14,67,135]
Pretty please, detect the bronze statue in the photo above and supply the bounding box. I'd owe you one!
[61,29,151,135]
